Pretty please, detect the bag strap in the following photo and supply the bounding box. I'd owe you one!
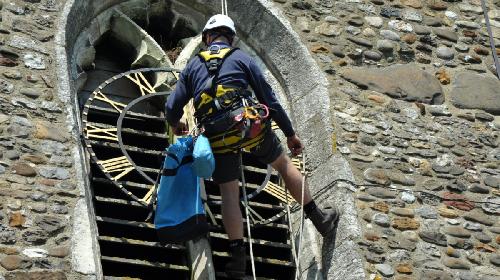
[145,153,194,222]
[160,155,193,176]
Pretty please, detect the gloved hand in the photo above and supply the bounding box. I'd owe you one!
[287,134,304,156]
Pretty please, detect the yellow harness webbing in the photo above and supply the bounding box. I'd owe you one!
[195,47,267,154]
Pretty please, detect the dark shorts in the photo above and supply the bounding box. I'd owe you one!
[212,130,283,184]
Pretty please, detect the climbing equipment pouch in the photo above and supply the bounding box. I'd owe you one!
[192,134,215,179]
[203,106,245,136]
[154,136,209,244]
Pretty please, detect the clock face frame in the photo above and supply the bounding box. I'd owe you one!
[82,67,304,225]
[82,67,179,206]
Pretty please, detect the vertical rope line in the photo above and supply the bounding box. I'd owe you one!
[240,152,256,280]
[481,0,500,80]
[284,178,299,274]
[221,0,224,15]
[295,153,306,280]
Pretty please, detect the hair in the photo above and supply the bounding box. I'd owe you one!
[203,27,235,45]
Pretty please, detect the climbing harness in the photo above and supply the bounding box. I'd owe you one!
[480,0,500,80]
[195,45,269,154]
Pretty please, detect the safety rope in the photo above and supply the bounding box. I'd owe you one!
[221,0,228,15]
[481,0,500,80]
[284,181,299,273]
[291,153,306,280]
[240,151,257,280]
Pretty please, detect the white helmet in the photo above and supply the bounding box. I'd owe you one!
[203,14,236,35]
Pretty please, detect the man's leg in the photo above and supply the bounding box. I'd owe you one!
[270,153,312,205]
[219,180,247,277]
[219,180,243,240]
[270,152,340,237]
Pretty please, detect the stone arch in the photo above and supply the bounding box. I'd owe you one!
[54,0,362,278]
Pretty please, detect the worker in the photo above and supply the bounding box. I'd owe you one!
[165,14,340,279]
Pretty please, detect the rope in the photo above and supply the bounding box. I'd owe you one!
[481,0,500,80]
[240,151,256,280]
[294,153,306,280]
[221,0,228,15]
[284,180,299,274]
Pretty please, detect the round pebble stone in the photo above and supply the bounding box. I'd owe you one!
[346,26,361,35]
[375,263,395,277]
[401,33,417,44]
[363,50,382,61]
[474,232,492,243]
[402,10,422,22]
[380,29,401,41]
[388,20,413,32]
[447,219,461,225]
[414,24,431,35]
[463,221,482,231]
[362,28,377,37]
[376,40,395,52]
[458,271,477,280]
[348,16,364,26]
[475,112,495,122]
[373,213,391,227]
[331,46,345,58]
[445,11,458,20]
[443,257,470,269]
[365,16,383,28]
[468,183,490,194]
[401,192,416,203]
[490,254,500,266]
[416,206,438,219]
[436,46,454,60]
[325,16,339,23]
[455,43,469,52]
[5,150,20,160]
[446,247,461,258]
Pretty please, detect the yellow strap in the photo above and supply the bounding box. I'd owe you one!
[212,132,266,154]
[198,48,233,61]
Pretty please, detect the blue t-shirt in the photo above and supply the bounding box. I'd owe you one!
[165,42,295,137]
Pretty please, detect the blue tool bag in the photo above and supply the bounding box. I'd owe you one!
[155,136,209,244]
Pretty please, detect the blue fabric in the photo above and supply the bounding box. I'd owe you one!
[165,42,295,137]
[192,135,215,178]
[154,137,205,229]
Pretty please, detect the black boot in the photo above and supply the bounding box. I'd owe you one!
[307,205,340,237]
[225,242,246,278]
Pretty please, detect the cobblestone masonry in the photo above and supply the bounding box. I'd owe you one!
[0,0,97,279]
[272,0,500,279]
[1,0,499,279]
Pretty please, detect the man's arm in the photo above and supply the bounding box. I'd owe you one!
[246,59,295,137]
[246,59,304,156]
[165,70,191,134]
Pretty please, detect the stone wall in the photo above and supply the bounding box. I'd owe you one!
[1,0,361,279]
[273,0,500,279]
[0,0,98,279]
[3,0,498,279]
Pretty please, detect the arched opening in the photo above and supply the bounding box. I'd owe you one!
[61,1,306,279]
